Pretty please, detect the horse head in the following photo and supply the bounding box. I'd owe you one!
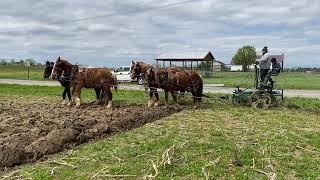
[130,61,141,80]
[130,61,152,80]
[146,66,162,87]
[43,60,55,79]
[145,66,154,82]
[51,57,72,80]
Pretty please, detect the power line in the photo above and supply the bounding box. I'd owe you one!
[0,0,200,33]
[52,0,199,25]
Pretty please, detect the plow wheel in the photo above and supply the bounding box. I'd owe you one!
[231,97,241,106]
[271,96,278,107]
[250,90,272,109]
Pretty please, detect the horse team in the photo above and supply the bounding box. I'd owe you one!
[44,57,204,108]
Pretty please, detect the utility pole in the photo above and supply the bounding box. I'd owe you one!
[25,61,30,80]
[28,66,30,80]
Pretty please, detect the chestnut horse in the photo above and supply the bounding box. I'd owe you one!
[44,61,109,105]
[146,66,203,107]
[130,61,157,106]
[131,61,195,106]
[131,61,183,106]
[51,57,117,108]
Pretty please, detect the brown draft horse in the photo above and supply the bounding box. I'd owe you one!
[146,66,203,107]
[130,61,182,106]
[131,61,202,107]
[130,61,157,106]
[51,57,117,108]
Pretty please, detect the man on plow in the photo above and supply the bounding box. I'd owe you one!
[256,46,271,89]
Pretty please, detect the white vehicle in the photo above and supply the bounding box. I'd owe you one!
[112,66,143,84]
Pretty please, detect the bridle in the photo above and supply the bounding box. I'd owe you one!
[51,62,59,78]
[132,64,142,79]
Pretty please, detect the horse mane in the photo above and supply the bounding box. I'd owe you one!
[136,62,152,73]
[59,59,73,67]
[57,58,75,75]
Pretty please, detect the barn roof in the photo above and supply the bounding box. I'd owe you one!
[156,51,215,61]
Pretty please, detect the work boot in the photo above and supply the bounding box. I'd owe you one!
[270,80,274,87]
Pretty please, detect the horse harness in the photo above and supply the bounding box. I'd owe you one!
[58,65,79,86]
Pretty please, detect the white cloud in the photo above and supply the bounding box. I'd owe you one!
[0,0,319,67]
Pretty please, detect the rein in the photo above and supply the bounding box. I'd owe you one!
[56,65,79,84]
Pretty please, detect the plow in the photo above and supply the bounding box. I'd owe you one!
[231,65,286,109]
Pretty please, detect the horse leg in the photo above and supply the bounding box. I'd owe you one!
[178,90,185,102]
[191,91,199,109]
[196,94,202,108]
[73,85,82,107]
[144,85,149,97]
[100,88,107,105]
[62,88,67,105]
[164,90,169,106]
[94,88,101,104]
[171,91,178,106]
[68,86,75,106]
[148,88,155,107]
[105,87,112,109]
[154,89,159,107]
[66,86,72,102]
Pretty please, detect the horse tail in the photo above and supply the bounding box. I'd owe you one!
[112,74,118,91]
[197,77,203,102]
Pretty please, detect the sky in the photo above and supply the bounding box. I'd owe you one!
[0,0,319,68]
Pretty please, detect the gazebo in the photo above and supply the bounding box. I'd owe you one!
[155,51,215,70]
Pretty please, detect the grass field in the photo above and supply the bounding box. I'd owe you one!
[1,64,320,90]
[0,64,45,80]
[204,71,320,90]
[1,84,320,179]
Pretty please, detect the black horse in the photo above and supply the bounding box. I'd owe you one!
[43,61,72,105]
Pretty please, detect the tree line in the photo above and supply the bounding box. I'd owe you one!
[0,58,40,66]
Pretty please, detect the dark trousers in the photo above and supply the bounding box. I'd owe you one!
[260,69,269,84]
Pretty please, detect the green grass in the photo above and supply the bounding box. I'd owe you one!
[1,84,320,179]
[0,64,45,80]
[204,71,320,90]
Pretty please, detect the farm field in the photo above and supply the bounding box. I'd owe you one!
[0,84,320,179]
[204,71,320,90]
[1,64,320,90]
[0,64,45,80]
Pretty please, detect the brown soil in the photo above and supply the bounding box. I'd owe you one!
[0,101,180,171]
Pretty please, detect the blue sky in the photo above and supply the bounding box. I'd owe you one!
[0,0,319,67]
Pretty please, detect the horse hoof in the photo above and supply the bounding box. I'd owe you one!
[67,102,72,106]
[61,100,67,105]
[154,103,159,107]
[106,101,112,109]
